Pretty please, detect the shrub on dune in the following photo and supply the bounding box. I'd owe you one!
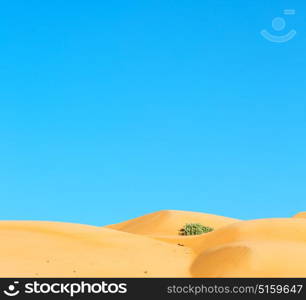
[179,223,214,236]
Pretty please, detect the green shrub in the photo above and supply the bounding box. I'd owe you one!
[179,223,213,236]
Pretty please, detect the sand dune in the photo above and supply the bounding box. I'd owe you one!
[0,221,191,277]
[1,211,306,277]
[106,210,239,235]
[190,218,306,277]
[192,240,306,277]
[293,212,306,219]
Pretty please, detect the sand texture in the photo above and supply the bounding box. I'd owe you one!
[1,210,306,277]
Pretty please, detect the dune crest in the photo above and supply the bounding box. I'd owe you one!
[106,210,239,235]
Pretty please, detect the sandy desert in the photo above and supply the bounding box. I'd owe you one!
[0,210,306,277]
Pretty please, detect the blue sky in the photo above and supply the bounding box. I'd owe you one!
[0,0,305,226]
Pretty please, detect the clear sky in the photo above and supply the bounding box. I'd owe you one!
[0,0,305,226]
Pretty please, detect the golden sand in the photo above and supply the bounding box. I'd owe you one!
[0,210,306,277]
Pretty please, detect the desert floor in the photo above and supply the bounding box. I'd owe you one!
[1,210,306,277]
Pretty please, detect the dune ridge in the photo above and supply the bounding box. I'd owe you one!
[106,210,239,235]
[0,210,306,277]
